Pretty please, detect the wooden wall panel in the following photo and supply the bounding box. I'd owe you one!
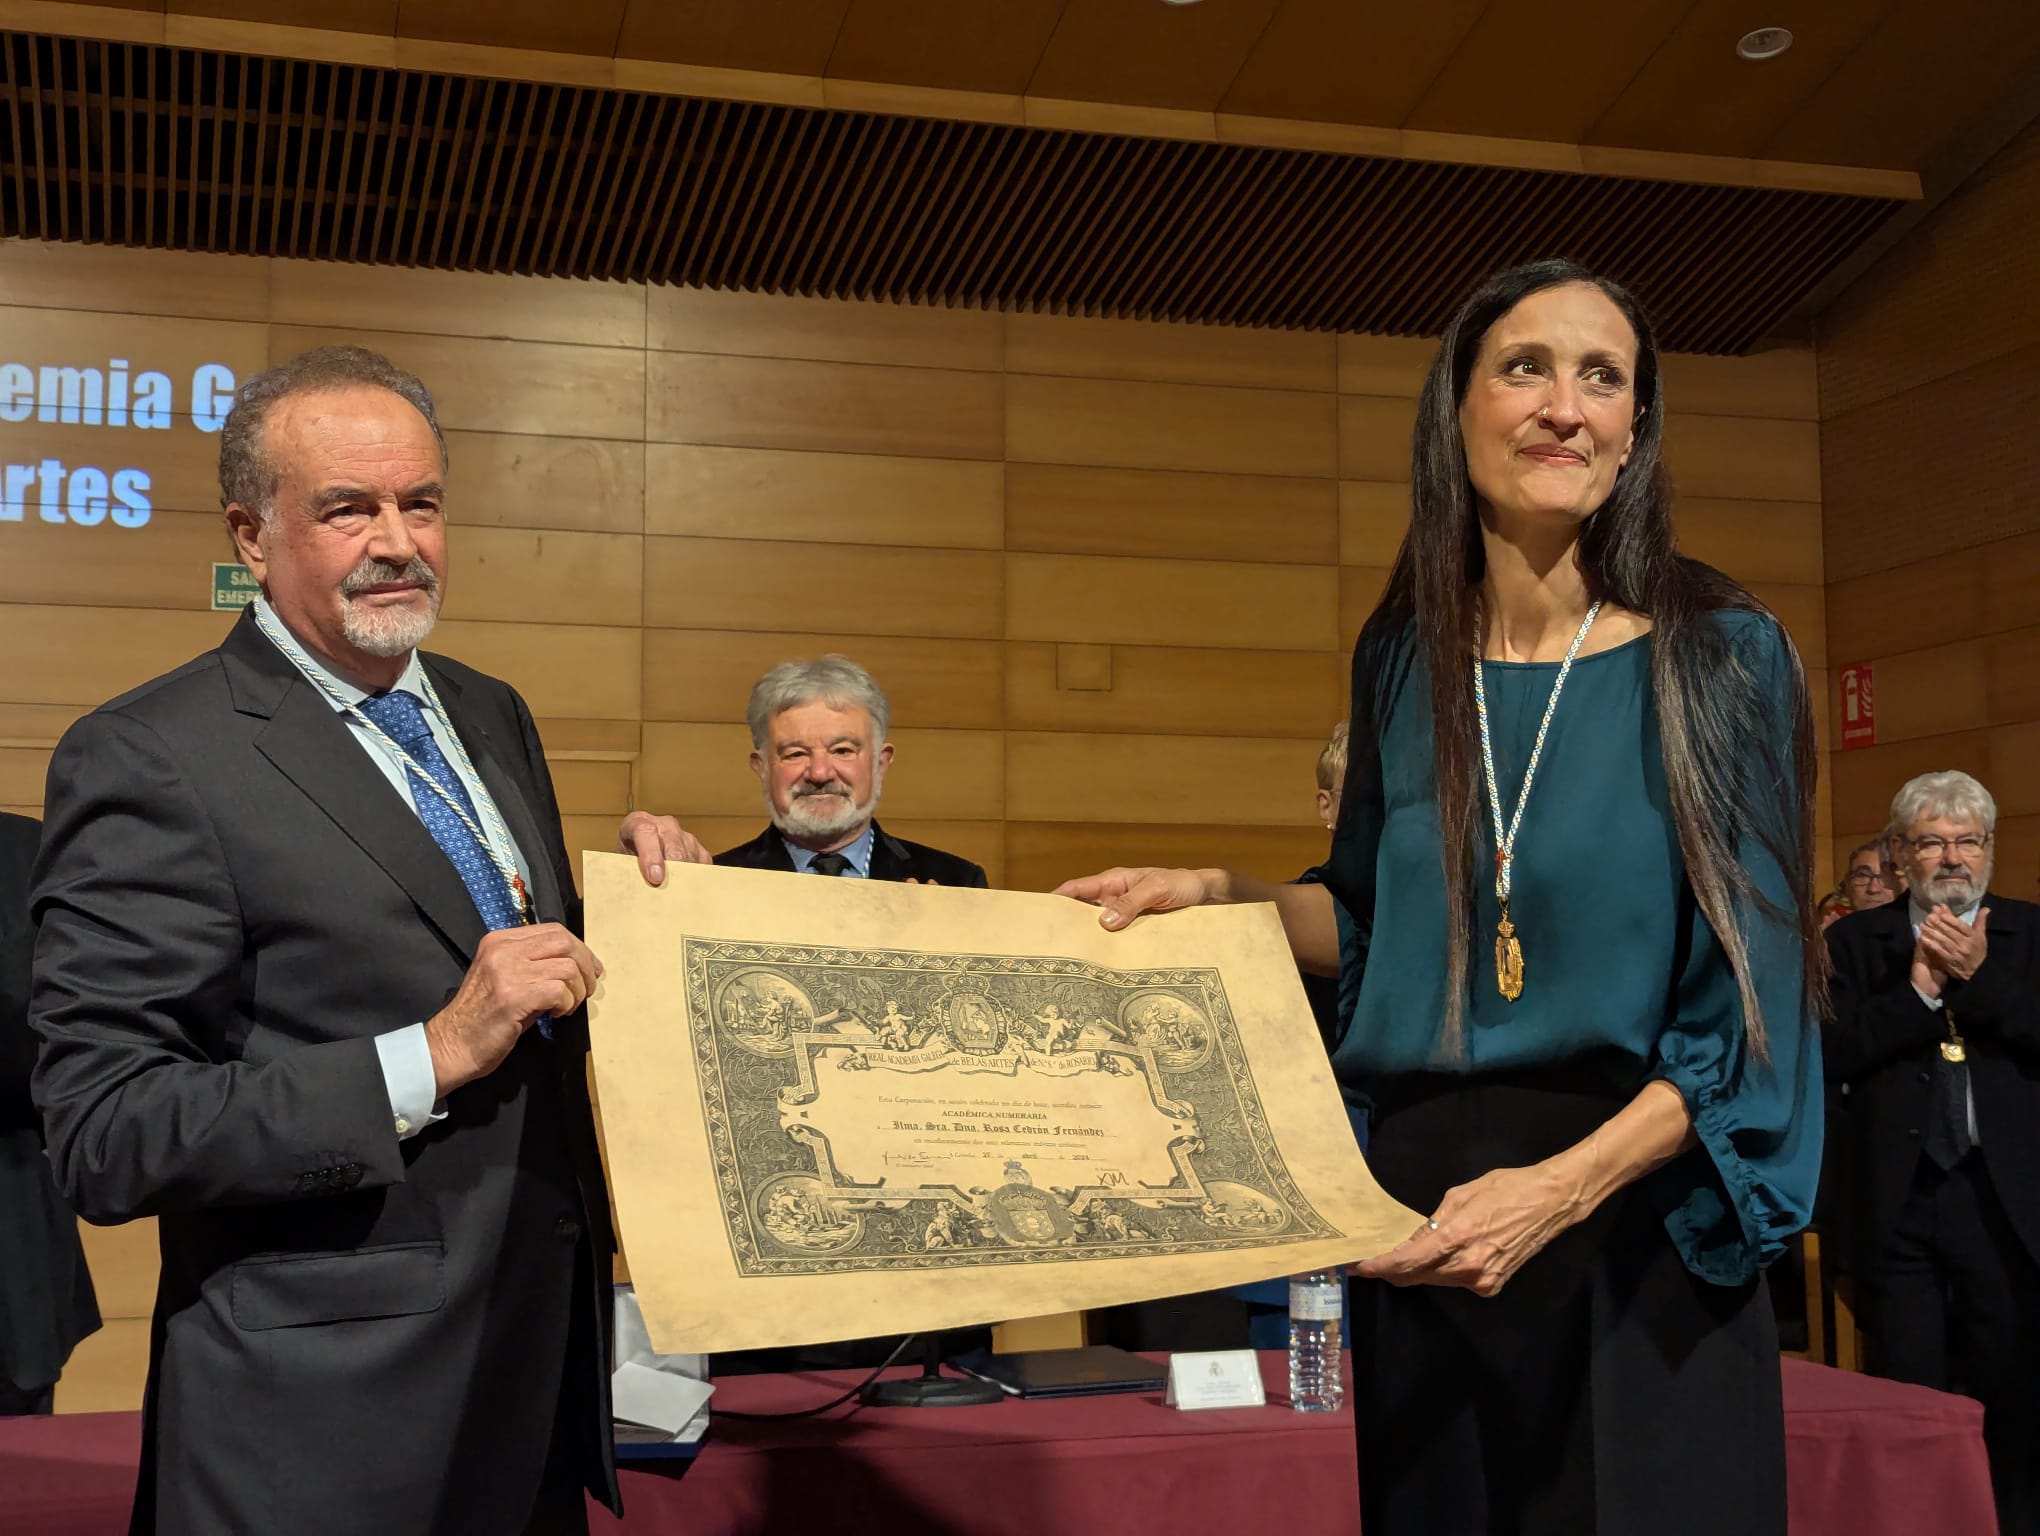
[1005,463,1337,565]
[0,248,1825,1414]
[646,353,1005,460]
[427,620,641,719]
[445,431,646,535]
[1676,500,1824,586]
[270,262,647,348]
[1005,642,1343,739]
[1664,415,1822,504]
[1005,314,1334,392]
[645,444,1003,549]
[651,287,1003,372]
[1007,731,1322,826]
[1006,553,1336,651]
[1007,375,1337,478]
[644,538,1003,637]
[1818,122,2040,903]
[1336,334,1433,398]
[1660,346,1819,421]
[642,630,1005,730]
[1337,395,1417,481]
[442,528,643,627]
[268,326,647,440]
[0,240,270,321]
[1338,481,1409,568]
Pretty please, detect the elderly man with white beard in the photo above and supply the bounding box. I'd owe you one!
[712,655,988,889]
[1824,769,2040,1536]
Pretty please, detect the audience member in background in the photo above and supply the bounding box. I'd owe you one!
[1824,770,2039,1536]
[30,347,705,1536]
[1880,823,1910,902]
[0,813,98,1415]
[715,656,987,888]
[1818,838,1901,930]
[1058,259,1821,1535]
[714,655,988,1375]
[1842,836,1898,915]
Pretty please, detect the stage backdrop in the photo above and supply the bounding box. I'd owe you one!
[1818,116,2040,887]
[0,237,1825,1410]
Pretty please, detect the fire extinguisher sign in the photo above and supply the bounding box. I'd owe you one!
[1840,662,1876,749]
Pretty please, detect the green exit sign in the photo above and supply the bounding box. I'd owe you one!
[212,563,259,611]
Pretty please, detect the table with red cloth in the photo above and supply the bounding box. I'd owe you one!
[0,1355,1997,1535]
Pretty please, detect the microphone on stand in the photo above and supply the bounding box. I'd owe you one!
[860,1332,1003,1407]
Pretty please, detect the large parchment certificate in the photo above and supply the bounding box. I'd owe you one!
[585,854,1422,1354]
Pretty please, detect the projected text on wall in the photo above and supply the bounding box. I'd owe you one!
[0,359,238,528]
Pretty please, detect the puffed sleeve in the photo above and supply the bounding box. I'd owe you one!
[1649,613,1823,1285]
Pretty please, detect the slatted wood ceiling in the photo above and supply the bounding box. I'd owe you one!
[0,30,1902,352]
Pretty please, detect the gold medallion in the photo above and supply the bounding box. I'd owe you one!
[1496,913,1524,1002]
[1941,1036,1966,1064]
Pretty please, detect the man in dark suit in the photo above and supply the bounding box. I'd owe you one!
[713,656,985,1374]
[714,656,988,889]
[1,812,98,1415]
[1824,769,2040,1536]
[29,346,705,1535]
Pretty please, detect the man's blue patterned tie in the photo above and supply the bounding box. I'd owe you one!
[357,690,550,1038]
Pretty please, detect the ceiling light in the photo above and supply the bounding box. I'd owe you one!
[1735,27,1793,60]
[1159,0,1204,6]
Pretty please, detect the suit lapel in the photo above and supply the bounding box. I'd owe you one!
[868,822,912,883]
[252,673,491,961]
[425,661,567,926]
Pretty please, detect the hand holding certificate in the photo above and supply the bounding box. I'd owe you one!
[584,855,1420,1355]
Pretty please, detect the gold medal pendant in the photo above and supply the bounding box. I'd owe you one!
[1941,1035,1967,1064]
[1496,909,1524,1002]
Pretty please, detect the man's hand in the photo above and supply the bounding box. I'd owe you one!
[425,925,600,1096]
[1920,906,1988,983]
[617,811,711,886]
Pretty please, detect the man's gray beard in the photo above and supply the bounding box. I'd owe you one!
[770,784,878,843]
[341,588,442,657]
[1919,859,1990,916]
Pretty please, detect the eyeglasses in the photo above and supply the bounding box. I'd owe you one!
[1845,867,1887,886]
[1909,834,1992,858]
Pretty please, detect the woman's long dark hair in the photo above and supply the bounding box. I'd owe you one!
[1349,257,1823,1060]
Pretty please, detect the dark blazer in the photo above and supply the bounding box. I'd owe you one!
[715,821,989,888]
[29,610,618,1535]
[1822,894,2040,1282]
[0,813,99,1397]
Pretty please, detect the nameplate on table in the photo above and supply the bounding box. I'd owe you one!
[1166,1350,1266,1411]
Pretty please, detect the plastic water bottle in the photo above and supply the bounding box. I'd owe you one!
[1288,1269,1344,1412]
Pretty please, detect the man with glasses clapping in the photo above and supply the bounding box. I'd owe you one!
[1824,770,2040,1536]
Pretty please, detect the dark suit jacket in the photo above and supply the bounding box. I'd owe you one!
[0,813,99,1395]
[29,610,618,1535]
[1822,894,2040,1284]
[714,821,989,888]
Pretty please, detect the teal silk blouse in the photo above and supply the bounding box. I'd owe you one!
[1321,610,1821,1286]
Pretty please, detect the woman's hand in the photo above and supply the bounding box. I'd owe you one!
[1349,1162,1586,1298]
[1053,867,1225,930]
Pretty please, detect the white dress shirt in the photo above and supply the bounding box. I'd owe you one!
[254,598,534,1141]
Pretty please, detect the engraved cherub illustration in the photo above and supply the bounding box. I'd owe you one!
[920,1202,965,1250]
[876,1000,916,1051]
[1030,1003,1075,1054]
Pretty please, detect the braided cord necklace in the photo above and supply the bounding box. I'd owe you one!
[1472,598,1601,1001]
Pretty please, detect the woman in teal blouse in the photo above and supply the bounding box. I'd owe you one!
[1060,258,1823,1535]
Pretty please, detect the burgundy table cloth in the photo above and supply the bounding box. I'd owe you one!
[0,1354,1995,1535]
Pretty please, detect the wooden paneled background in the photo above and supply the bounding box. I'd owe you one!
[1818,118,2040,897]
[0,238,1823,1410]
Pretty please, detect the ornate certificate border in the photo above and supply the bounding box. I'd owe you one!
[683,937,1337,1276]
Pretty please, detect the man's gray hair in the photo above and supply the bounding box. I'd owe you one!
[218,345,448,522]
[746,656,890,748]
[1890,770,1998,835]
